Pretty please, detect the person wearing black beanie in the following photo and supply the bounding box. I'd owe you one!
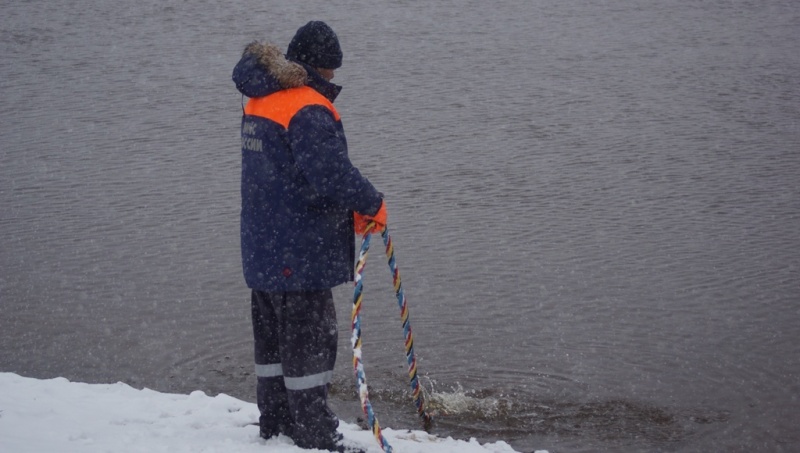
[232,20,385,453]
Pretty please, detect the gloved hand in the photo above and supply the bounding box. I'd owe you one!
[354,200,387,235]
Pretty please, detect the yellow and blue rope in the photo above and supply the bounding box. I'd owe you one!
[351,222,432,452]
[380,226,433,429]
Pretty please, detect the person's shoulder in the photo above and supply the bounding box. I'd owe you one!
[287,87,340,123]
[295,87,339,119]
[248,86,338,129]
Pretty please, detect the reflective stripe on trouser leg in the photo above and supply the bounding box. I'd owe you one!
[283,370,333,390]
[255,363,284,377]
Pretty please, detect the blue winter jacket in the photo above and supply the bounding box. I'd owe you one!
[232,42,382,291]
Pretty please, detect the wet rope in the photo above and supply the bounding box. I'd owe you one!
[351,222,433,452]
[379,225,433,429]
[351,225,393,452]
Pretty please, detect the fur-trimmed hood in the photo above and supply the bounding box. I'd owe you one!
[233,41,343,101]
[232,41,307,98]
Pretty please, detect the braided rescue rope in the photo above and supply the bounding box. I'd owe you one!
[351,222,433,452]
[351,225,393,452]
[379,226,433,429]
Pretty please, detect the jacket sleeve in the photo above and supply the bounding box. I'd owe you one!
[288,106,383,215]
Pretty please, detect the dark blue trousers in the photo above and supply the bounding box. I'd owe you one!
[251,289,340,449]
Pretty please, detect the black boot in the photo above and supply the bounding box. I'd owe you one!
[325,432,368,453]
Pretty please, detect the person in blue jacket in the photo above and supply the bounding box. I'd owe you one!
[232,21,386,452]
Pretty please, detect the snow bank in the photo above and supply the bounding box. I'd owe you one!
[0,373,546,453]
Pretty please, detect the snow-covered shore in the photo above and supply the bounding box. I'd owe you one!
[0,372,547,453]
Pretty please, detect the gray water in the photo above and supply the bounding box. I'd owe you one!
[2,1,799,452]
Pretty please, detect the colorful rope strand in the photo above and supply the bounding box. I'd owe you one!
[351,222,433,451]
[379,225,433,429]
[351,224,393,452]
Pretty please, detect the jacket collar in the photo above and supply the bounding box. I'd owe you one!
[296,61,342,103]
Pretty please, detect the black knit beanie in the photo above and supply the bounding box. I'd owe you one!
[286,21,343,69]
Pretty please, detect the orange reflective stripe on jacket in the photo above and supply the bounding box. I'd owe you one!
[244,86,340,129]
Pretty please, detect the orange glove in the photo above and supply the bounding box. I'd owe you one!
[354,200,387,235]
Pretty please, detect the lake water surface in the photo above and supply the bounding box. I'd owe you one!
[2,1,799,451]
